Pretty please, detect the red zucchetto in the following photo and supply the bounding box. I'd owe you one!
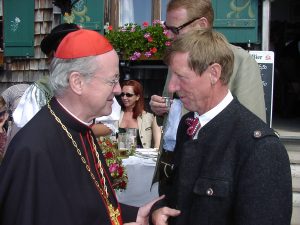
[55,29,113,59]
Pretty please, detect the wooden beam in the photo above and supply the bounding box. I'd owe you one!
[152,0,161,21]
[110,0,119,29]
[104,0,109,24]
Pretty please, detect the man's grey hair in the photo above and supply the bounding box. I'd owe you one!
[49,56,99,97]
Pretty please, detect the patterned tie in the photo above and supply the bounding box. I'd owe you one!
[186,117,201,138]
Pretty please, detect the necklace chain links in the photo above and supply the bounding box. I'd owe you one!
[47,102,121,225]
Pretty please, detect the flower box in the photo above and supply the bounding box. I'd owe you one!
[105,20,171,61]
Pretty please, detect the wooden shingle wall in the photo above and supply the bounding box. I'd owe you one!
[0,0,56,93]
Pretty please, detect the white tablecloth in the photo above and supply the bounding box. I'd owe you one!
[116,151,159,207]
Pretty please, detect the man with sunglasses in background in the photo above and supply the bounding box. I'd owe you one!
[151,0,266,194]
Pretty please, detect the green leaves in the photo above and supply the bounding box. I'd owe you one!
[105,21,171,60]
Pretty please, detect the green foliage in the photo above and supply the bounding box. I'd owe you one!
[98,137,128,191]
[105,20,171,60]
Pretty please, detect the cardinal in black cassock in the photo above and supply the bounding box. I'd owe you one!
[0,29,152,225]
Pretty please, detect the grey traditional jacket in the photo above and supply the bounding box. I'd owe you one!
[151,99,292,225]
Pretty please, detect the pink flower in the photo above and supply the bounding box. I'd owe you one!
[134,52,141,58]
[165,41,172,46]
[129,56,138,61]
[130,51,141,61]
[144,51,152,58]
[143,22,149,27]
[109,163,119,173]
[152,19,161,25]
[144,33,151,38]
[147,37,153,42]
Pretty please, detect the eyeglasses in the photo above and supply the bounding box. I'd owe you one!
[164,17,200,35]
[120,92,135,98]
[95,74,120,87]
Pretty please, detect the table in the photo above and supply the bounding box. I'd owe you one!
[116,149,159,207]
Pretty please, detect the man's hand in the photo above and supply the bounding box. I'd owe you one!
[124,205,181,225]
[150,95,171,116]
[151,207,181,225]
[133,195,165,225]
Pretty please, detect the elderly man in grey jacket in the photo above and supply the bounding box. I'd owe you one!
[150,28,292,225]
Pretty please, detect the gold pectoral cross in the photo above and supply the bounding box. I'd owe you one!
[108,204,121,225]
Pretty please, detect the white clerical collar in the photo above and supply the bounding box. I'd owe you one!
[195,90,233,128]
[56,99,93,126]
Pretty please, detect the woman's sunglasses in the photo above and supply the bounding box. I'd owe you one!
[120,92,135,98]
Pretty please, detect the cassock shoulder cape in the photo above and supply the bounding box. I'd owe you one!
[0,98,138,225]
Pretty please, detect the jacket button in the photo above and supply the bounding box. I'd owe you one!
[254,130,262,138]
[206,188,214,196]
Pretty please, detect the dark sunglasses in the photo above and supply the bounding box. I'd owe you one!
[164,17,200,35]
[120,92,135,98]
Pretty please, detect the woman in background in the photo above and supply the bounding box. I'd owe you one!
[119,80,161,148]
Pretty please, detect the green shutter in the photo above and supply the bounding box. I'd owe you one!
[3,0,34,57]
[62,0,104,33]
[212,0,258,43]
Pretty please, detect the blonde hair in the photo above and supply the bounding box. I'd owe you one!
[163,28,234,85]
[167,0,214,27]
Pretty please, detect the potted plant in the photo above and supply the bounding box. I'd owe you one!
[98,137,128,191]
[104,20,171,61]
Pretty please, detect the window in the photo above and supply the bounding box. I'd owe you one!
[109,0,168,28]
[120,0,152,25]
[161,0,168,21]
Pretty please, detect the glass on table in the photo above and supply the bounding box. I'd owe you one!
[127,128,137,155]
[117,132,127,156]
[117,128,137,157]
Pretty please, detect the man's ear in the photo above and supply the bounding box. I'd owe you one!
[69,72,84,95]
[209,63,222,85]
[197,17,209,28]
